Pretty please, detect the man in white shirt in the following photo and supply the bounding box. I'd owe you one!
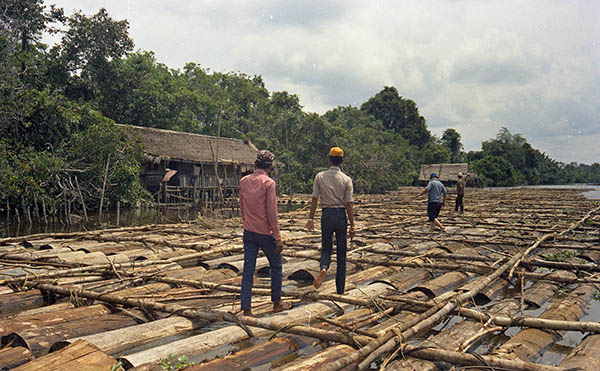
[305,147,355,294]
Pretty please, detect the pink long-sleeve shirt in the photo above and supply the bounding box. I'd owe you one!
[239,169,281,240]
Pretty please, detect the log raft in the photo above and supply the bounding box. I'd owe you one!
[0,187,599,370]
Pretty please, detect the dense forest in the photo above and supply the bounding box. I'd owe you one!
[1,1,599,217]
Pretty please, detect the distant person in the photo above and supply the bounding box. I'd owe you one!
[455,172,466,214]
[239,150,290,316]
[418,173,447,233]
[305,147,355,294]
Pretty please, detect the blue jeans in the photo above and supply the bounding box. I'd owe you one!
[241,230,282,310]
[320,208,348,294]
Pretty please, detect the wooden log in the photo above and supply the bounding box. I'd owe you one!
[0,289,55,317]
[3,313,139,357]
[1,304,112,336]
[491,283,596,362]
[12,339,117,371]
[391,275,559,370]
[275,344,357,371]
[558,333,600,370]
[188,337,299,370]
[50,316,207,356]
[0,345,34,369]
[383,343,563,371]
[119,268,418,368]
[324,204,599,371]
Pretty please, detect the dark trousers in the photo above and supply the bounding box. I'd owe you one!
[320,208,347,294]
[241,230,282,310]
[455,194,464,212]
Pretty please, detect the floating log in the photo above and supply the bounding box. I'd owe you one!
[0,289,55,317]
[51,316,207,356]
[11,339,117,371]
[558,333,600,370]
[383,343,563,371]
[188,337,299,370]
[391,274,560,370]
[0,345,34,369]
[3,312,139,357]
[275,345,357,371]
[0,304,112,336]
[491,283,596,362]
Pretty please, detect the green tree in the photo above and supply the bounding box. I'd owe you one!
[360,86,431,147]
[55,8,134,100]
[441,128,463,162]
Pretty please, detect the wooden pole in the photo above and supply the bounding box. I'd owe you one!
[98,153,111,223]
[75,176,88,223]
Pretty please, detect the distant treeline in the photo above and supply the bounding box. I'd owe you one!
[1,1,599,218]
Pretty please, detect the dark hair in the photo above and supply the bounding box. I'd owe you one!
[329,155,343,166]
[255,159,272,169]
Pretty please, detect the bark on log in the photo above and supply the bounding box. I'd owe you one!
[4,313,139,357]
[274,344,357,371]
[491,283,596,362]
[558,333,600,370]
[51,316,207,356]
[0,345,34,369]
[12,339,117,371]
[187,337,299,371]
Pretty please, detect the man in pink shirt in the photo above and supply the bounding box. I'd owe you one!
[239,150,290,316]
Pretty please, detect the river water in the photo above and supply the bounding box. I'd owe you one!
[1,184,598,238]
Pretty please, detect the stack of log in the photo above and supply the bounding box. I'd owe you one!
[0,186,599,370]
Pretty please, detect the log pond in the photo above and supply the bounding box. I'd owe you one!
[1,186,599,370]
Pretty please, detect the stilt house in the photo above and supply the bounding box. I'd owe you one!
[119,125,259,202]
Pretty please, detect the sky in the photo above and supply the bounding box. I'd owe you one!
[46,1,600,164]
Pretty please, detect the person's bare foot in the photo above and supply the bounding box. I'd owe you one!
[273,301,292,313]
[313,269,327,289]
[242,310,256,317]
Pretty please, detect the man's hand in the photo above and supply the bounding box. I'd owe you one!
[275,239,284,255]
[349,226,355,239]
[305,219,315,231]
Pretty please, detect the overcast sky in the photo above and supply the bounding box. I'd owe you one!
[47,1,599,164]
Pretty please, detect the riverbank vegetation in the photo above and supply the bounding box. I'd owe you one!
[1,1,599,218]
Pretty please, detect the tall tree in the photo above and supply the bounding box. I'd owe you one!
[55,8,134,99]
[441,128,463,162]
[360,86,431,147]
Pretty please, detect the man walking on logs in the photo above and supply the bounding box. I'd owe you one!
[239,150,291,316]
[455,171,466,214]
[305,147,355,294]
[418,172,447,233]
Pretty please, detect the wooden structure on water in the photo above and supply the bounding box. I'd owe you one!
[1,187,600,370]
[419,163,476,184]
[119,124,260,204]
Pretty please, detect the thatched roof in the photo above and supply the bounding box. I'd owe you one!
[419,163,472,182]
[119,125,258,165]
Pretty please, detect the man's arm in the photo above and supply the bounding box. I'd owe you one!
[305,197,318,231]
[346,201,355,239]
[306,175,320,231]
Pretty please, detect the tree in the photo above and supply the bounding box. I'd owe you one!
[360,86,431,147]
[441,128,463,162]
[55,8,134,99]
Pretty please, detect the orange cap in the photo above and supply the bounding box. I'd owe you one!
[329,147,344,157]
